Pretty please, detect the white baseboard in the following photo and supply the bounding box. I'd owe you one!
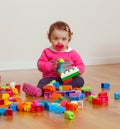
[0,61,37,71]
[0,57,120,71]
[84,56,120,65]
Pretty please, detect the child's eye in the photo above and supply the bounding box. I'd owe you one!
[62,38,66,41]
[54,37,59,40]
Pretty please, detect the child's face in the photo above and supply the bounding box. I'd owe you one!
[49,29,70,51]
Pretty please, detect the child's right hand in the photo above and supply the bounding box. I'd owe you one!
[53,60,59,70]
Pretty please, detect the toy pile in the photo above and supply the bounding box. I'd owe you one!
[0,79,112,120]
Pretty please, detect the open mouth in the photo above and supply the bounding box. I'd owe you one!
[55,44,64,50]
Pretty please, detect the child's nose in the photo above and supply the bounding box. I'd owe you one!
[58,40,63,44]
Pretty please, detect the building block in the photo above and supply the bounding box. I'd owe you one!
[58,58,65,74]
[44,92,53,99]
[71,100,84,109]
[92,91,108,105]
[69,92,81,98]
[56,91,66,97]
[65,90,76,98]
[15,84,21,92]
[22,83,42,97]
[17,103,26,112]
[43,85,56,92]
[63,78,73,84]
[101,83,110,89]
[114,92,120,99]
[24,102,31,112]
[54,106,66,114]
[70,96,80,101]
[50,80,60,89]
[88,95,97,102]
[60,100,67,107]
[9,104,17,112]
[66,102,78,111]
[81,86,91,92]
[6,109,13,116]
[62,85,72,91]
[0,99,4,105]
[51,93,62,101]
[80,92,85,99]
[64,111,75,120]
[59,96,66,101]
[84,91,91,97]
[2,93,10,99]
[45,102,57,112]
[61,67,80,81]
[35,105,44,112]
[31,106,36,113]
[12,97,22,103]
[0,108,6,116]
[4,100,13,106]
[92,98,102,105]
[77,100,84,109]
[32,100,39,107]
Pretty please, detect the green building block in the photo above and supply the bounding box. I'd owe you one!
[88,95,97,102]
[81,86,91,92]
[64,111,75,120]
[61,71,80,81]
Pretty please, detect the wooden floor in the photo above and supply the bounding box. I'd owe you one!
[0,64,120,129]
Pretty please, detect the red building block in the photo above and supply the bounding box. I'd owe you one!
[63,78,73,84]
[66,103,78,111]
[36,106,44,112]
[92,98,102,104]
[15,84,21,92]
[6,109,13,116]
[0,99,4,105]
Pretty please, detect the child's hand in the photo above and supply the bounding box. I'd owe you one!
[53,60,59,70]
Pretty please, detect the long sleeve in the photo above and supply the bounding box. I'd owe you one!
[37,49,55,73]
[70,50,85,75]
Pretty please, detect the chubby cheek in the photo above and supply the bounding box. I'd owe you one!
[55,44,65,51]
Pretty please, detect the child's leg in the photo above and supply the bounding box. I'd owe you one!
[22,77,58,97]
[37,77,58,89]
[66,76,84,88]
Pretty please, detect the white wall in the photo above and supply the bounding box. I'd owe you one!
[0,0,120,70]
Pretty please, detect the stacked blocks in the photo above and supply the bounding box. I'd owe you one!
[92,92,108,105]
[60,67,80,83]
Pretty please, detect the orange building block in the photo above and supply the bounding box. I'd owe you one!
[51,93,62,101]
[17,103,26,111]
[43,85,56,92]
[62,85,72,91]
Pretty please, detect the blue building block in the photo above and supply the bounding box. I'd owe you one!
[80,92,85,99]
[101,83,110,89]
[0,108,6,116]
[46,103,58,112]
[53,81,60,89]
[114,92,120,99]
[38,100,49,109]
[9,104,17,112]
[54,106,66,114]
[65,90,76,98]
[70,96,80,101]
[54,100,60,103]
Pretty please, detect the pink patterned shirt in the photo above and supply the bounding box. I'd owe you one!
[37,46,85,78]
